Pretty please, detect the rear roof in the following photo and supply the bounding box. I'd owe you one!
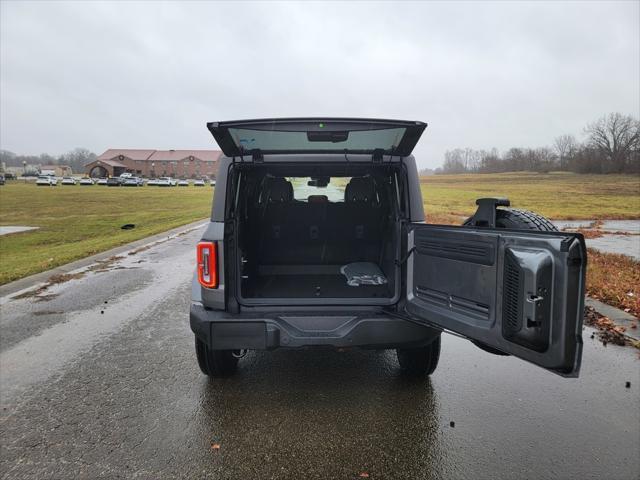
[207,118,427,157]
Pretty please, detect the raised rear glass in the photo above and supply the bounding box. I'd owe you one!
[207,118,427,157]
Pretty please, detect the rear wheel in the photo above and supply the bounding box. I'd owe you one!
[195,337,239,377]
[397,335,441,375]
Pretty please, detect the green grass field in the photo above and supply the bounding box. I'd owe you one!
[1,172,639,285]
[421,172,640,224]
[0,183,213,284]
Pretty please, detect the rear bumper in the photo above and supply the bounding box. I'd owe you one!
[190,303,439,350]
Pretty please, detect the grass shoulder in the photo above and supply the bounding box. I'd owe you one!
[0,183,213,284]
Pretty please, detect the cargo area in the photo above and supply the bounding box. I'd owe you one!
[233,164,401,304]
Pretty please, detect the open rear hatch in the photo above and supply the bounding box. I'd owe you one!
[207,118,427,157]
[230,163,404,307]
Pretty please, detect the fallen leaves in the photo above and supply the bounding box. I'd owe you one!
[358,472,370,478]
[584,306,630,347]
[572,228,605,239]
[210,443,221,451]
[47,272,86,284]
[586,249,640,319]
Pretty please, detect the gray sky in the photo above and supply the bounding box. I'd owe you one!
[1,1,638,168]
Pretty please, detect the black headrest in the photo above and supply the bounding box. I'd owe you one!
[345,177,374,203]
[308,195,328,203]
[267,177,293,203]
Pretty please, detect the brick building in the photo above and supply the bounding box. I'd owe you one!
[85,149,221,179]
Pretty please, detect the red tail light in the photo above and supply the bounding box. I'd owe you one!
[197,241,218,288]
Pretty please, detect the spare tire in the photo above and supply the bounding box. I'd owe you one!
[464,208,558,232]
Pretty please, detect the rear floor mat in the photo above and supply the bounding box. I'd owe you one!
[243,274,391,299]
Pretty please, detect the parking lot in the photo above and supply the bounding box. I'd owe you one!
[27,175,215,187]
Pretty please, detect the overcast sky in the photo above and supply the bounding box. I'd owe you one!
[1,1,638,168]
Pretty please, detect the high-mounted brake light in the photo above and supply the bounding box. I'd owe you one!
[197,241,218,288]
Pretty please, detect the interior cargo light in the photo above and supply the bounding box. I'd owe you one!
[197,241,218,288]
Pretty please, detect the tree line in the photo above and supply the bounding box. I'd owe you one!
[0,148,97,175]
[437,113,639,174]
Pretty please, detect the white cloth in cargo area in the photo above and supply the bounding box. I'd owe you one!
[340,262,388,286]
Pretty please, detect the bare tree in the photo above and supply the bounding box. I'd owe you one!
[553,134,576,170]
[584,113,639,172]
[442,149,466,173]
[59,148,97,173]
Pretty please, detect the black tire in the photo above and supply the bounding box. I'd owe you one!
[464,208,557,231]
[397,335,441,375]
[195,337,238,377]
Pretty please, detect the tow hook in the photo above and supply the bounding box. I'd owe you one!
[232,349,247,359]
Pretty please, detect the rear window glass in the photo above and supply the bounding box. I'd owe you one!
[286,177,351,202]
[229,127,406,153]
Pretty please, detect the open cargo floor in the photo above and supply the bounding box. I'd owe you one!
[243,273,392,299]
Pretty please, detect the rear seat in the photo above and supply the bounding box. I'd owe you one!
[258,178,295,264]
[257,176,382,266]
[331,177,381,262]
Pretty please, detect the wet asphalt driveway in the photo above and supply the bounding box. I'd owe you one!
[1,228,639,479]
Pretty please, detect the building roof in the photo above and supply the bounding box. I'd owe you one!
[97,149,156,161]
[148,150,221,162]
[85,158,127,168]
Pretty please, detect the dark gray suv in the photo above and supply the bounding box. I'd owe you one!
[190,118,586,378]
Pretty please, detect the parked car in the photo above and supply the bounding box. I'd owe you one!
[36,175,58,186]
[0,174,5,185]
[96,178,108,185]
[123,177,143,186]
[157,177,175,187]
[191,117,587,380]
[147,178,158,186]
[106,177,121,187]
[193,179,206,187]
[209,179,216,186]
[178,179,190,187]
[79,177,94,185]
[61,177,77,185]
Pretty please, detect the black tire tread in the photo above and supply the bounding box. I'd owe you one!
[194,338,238,377]
[464,208,557,232]
[495,208,557,231]
[397,335,441,376]
[195,338,211,375]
